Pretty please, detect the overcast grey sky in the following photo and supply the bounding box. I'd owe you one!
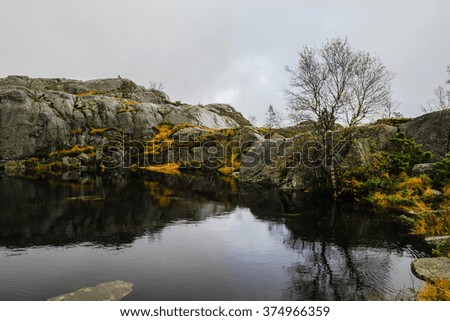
[1,0,449,124]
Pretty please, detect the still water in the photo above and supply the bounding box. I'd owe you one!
[0,173,429,300]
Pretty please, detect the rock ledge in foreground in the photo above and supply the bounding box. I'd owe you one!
[411,257,450,283]
[48,280,133,301]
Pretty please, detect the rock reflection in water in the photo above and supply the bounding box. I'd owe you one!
[0,174,428,300]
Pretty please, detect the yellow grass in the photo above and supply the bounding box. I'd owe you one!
[113,97,138,106]
[49,145,95,157]
[413,210,450,236]
[145,124,175,155]
[117,107,134,113]
[76,90,100,96]
[417,278,450,301]
[90,127,112,135]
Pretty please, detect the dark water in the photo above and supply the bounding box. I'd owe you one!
[0,173,429,300]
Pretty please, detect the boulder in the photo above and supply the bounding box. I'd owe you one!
[163,104,242,128]
[424,235,450,245]
[62,156,81,169]
[400,109,450,160]
[412,163,435,177]
[411,257,450,282]
[48,280,133,301]
[77,153,91,165]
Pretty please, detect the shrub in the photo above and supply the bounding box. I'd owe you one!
[433,154,450,188]
[383,132,432,175]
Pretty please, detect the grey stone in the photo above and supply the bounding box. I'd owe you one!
[424,235,450,245]
[62,156,81,169]
[172,127,209,141]
[48,280,133,301]
[239,126,265,143]
[430,189,444,198]
[411,257,450,282]
[0,76,249,160]
[412,163,435,177]
[400,109,450,160]
[77,153,90,165]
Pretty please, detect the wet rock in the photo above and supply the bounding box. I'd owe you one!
[48,280,133,301]
[411,257,450,282]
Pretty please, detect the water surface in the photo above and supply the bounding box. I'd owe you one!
[0,174,429,300]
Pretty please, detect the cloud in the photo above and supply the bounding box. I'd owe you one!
[0,0,449,123]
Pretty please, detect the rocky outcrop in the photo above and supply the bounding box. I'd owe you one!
[239,124,398,191]
[48,281,133,301]
[412,163,436,177]
[400,109,450,160]
[0,76,250,160]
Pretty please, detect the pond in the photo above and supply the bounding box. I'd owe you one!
[0,173,429,300]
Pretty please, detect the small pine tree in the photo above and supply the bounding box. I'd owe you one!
[265,105,276,130]
[383,132,432,175]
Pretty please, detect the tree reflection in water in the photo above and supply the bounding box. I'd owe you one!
[0,173,429,300]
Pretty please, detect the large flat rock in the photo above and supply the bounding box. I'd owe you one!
[48,280,133,301]
[411,257,450,282]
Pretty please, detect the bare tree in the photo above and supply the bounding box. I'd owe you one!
[247,115,257,126]
[382,98,403,119]
[285,38,394,194]
[285,38,394,136]
[421,68,450,112]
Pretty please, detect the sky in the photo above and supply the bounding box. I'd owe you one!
[1,0,449,125]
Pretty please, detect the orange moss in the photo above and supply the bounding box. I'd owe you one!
[71,128,83,135]
[217,152,241,176]
[370,174,433,215]
[145,124,175,155]
[90,127,110,135]
[398,175,431,194]
[49,145,95,157]
[113,97,139,106]
[34,161,63,173]
[416,278,450,301]
[76,90,100,97]
[117,107,134,113]
[413,211,450,236]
